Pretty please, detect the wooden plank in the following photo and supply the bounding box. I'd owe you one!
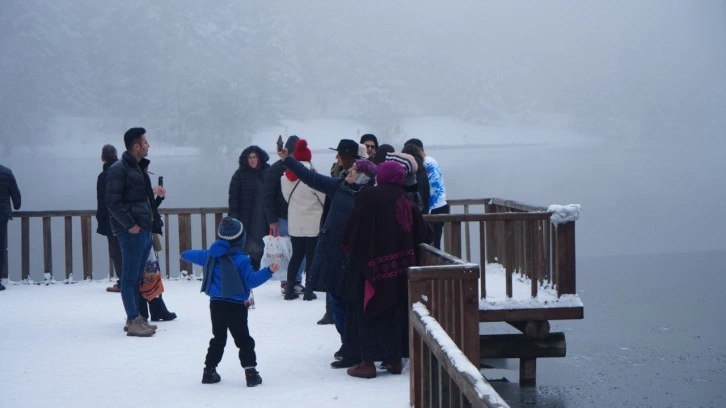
[65,216,72,280]
[479,307,583,322]
[424,211,551,223]
[43,216,52,279]
[21,216,29,281]
[479,221,487,299]
[200,213,208,249]
[450,221,462,259]
[2,222,7,279]
[164,214,170,278]
[179,213,192,273]
[488,197,547,212]
[479,332,566,359]
[556,222,577,296]
[504,220,513,298]
[81,216,93,280]
[463,203,471,261]
[520,358,537,386]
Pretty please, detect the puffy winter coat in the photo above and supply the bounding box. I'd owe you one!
[106,152,155,236]
[281,161,325,237]
[228,146,270,263]
[181,238,273,304]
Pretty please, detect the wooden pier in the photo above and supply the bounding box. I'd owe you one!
[3,197,583,407]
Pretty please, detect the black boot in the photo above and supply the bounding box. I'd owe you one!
[317,295,334,324]
[150,295,177,321]
[202,367,221,384]
[138,294,149,321]
[245,368,262,387]
[284,284,299,300]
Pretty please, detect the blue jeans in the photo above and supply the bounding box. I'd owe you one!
[277,218,304,282]
[117,229,152,321]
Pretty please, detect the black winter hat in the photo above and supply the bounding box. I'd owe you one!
[329,139,364,159]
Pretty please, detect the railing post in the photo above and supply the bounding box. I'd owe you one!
[21,216,29,281]
[164,213,170,278]
[2,221,7,280]
[555,221,576,296]
[179,213,192,273]
[43,216,52,280]
[81,216,92,280]
[65,216,72,281]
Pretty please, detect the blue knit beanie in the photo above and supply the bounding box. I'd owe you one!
[218,217,244,241]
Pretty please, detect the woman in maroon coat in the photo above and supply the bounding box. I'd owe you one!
[341,161,431,379]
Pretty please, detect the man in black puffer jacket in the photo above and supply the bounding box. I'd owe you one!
[0,163,21,291]
[106,127,165,337]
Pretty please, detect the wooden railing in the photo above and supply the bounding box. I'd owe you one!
[428,198,576,298]
[409,244,511,407]
[4,198,576,300]
[2,207,227,281]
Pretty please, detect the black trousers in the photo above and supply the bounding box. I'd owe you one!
[0,219,7,278]
[287,236,318,288]
[205,300,256,369]
[430,203,450,249]
[107,235,122,280]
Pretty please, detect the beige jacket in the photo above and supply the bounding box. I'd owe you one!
[281,161,325,237]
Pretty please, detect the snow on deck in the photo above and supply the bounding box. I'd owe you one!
[480,263,583,310]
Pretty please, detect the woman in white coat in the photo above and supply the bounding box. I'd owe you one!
[281,139,325,300]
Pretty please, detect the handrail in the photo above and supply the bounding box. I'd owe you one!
[4,198,576,300]
[411,302,509,408]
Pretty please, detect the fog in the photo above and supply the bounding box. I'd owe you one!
[1,1,724,146]
[1,1,725,268]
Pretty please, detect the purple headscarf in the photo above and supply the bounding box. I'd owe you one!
[376,161,406,186]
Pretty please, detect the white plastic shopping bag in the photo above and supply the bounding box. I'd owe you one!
[261,230,292,281]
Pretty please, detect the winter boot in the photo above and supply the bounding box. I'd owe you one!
[347,361,376,379]
[106,282,120,292]
[331,358,360,369]
[303,291,317,301]
[317,296,334,325]
[0,282,6,291]
[150,295,177,321]
[202,367,221,384]
[284,285,299,300]
[381,359,404,374]
[126,316,155,337]
[245,368,262,387]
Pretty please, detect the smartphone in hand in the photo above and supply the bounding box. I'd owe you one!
[276,135,284,152]
[158,176,164,186]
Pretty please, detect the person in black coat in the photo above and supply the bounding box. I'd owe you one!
[0,163,21,291]
[96,144,123,292]
[228,145,270,270]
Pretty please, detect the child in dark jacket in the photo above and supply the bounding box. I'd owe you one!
[181,217,279,387]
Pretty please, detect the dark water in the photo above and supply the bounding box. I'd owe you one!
[487,250,726,407]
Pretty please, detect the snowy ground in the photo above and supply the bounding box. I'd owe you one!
[0,279,410,408]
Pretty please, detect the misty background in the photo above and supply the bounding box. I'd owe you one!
[1,1,725,263]
[2,0,724,149]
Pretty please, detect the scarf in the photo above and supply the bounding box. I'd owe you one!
[200,241,247,298]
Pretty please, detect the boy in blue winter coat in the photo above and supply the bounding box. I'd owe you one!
[181,216,279,387]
